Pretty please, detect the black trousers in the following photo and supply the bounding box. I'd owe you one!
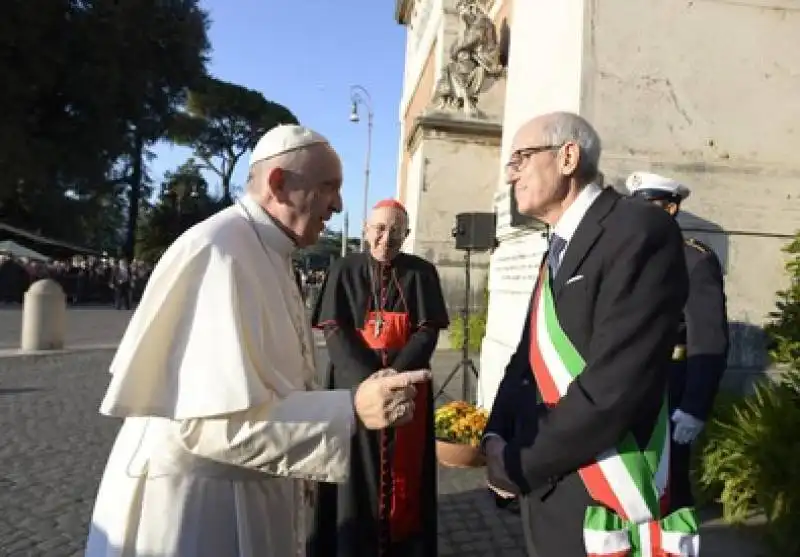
[669,439,694,508]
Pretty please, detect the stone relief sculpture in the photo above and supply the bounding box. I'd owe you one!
[433,0,505,116]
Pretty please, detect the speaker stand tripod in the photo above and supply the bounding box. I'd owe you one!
[435,249,480,403]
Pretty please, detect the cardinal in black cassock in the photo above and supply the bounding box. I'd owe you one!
[309,199,449,557]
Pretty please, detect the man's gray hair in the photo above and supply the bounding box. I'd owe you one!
[540,112,602,181]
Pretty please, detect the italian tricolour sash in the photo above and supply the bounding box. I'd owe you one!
[529,264,700,557]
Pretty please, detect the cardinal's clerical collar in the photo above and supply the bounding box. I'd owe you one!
[238,194,295,258]
[368,253,399,269]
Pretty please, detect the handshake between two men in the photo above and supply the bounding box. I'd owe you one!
[352,368,431,429]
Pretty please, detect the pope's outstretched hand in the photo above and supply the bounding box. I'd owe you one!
[354,369,431,429]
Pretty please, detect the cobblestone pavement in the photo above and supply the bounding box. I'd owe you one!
[0,309,766,556]
[0,352,120,556]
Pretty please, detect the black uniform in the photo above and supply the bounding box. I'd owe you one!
[669,237,729,507]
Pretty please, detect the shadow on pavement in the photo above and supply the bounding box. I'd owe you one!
[0,387,42,395]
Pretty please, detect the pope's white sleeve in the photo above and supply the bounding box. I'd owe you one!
[174,389,356,483]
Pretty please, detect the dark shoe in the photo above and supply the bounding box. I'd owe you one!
[491,490,520,514]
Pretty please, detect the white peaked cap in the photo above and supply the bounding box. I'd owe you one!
[249,124,330,167]
[625,171,691,201]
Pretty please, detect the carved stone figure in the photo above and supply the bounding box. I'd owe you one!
[433,0,505,116]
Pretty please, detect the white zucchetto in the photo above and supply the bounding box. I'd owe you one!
[249,124,329,167]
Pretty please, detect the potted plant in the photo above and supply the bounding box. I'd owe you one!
[433,401,489,468]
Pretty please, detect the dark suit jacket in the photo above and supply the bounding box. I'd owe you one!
[484,187,689,557]
[670,239,729,420]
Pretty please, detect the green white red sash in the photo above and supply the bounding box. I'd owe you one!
[529,264,700,557]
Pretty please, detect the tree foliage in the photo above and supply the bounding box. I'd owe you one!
[449,280,489,353]
[170,76,298,204]
[136,159,221,263]
[0,1,300,256]
[697,231,800,556]
[294,228,359,269]
[0,0,210,254]
[98,0,211,258]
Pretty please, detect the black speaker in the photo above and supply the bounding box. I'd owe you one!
[452,212,496,251]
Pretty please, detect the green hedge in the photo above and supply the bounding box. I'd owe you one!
[697,370,800,556]
[449,282,489,353]
[696,231,800,556]
[689,390,744,506]
[449,313,487,353]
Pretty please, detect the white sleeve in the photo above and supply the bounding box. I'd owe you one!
[174,389,356,483]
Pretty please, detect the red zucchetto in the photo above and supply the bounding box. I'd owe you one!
[372,199,407,213]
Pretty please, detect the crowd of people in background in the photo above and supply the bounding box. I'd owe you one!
[294,266,327,307]
[0,249,335,311]
[0,243,347,314]
[0,253,153,309]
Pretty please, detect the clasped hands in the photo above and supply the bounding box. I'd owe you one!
[354,368,431,430]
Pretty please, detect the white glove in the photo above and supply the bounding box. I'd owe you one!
[671,409,704,445]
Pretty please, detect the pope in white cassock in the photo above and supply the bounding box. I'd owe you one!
[85,125,430,557]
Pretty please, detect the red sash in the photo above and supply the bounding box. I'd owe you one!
[357,278,428,542]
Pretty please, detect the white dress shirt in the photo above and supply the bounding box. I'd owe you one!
[548,182,603,267]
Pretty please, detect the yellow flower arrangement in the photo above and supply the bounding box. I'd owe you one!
[434,400,489,447]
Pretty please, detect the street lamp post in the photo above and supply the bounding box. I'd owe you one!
[341,211,349,257]
[349,85,373,252]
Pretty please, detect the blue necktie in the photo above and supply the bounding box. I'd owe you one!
[547,234,566,276]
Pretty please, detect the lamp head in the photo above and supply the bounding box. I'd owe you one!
[349,101,360,123]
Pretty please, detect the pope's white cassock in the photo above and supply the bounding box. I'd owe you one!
[86,129,354,557]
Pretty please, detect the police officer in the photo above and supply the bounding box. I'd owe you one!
[626,171,730,507]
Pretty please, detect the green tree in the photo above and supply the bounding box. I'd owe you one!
[170,76,298,204]
[0,0,131,244]
[698,231,800,556]
[103,0,210,259]
[65,187,129,254]
[0,1,113,195]
[292,227,361,269]
[136,159,219,262]
[0,0,211,255]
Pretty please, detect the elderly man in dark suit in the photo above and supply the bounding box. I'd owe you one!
[482,112,695,557]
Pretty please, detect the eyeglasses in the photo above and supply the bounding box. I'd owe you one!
[505,144,562,171]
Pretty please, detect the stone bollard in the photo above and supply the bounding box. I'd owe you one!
[21,279,67,351]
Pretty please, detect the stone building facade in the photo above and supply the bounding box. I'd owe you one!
[394,0,800,407]
[394,0,513,312]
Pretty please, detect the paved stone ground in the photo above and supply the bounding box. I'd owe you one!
[0,352,120,556]
[0,308,767,556]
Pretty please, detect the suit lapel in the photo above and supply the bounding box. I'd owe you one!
[553,188,619,299]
